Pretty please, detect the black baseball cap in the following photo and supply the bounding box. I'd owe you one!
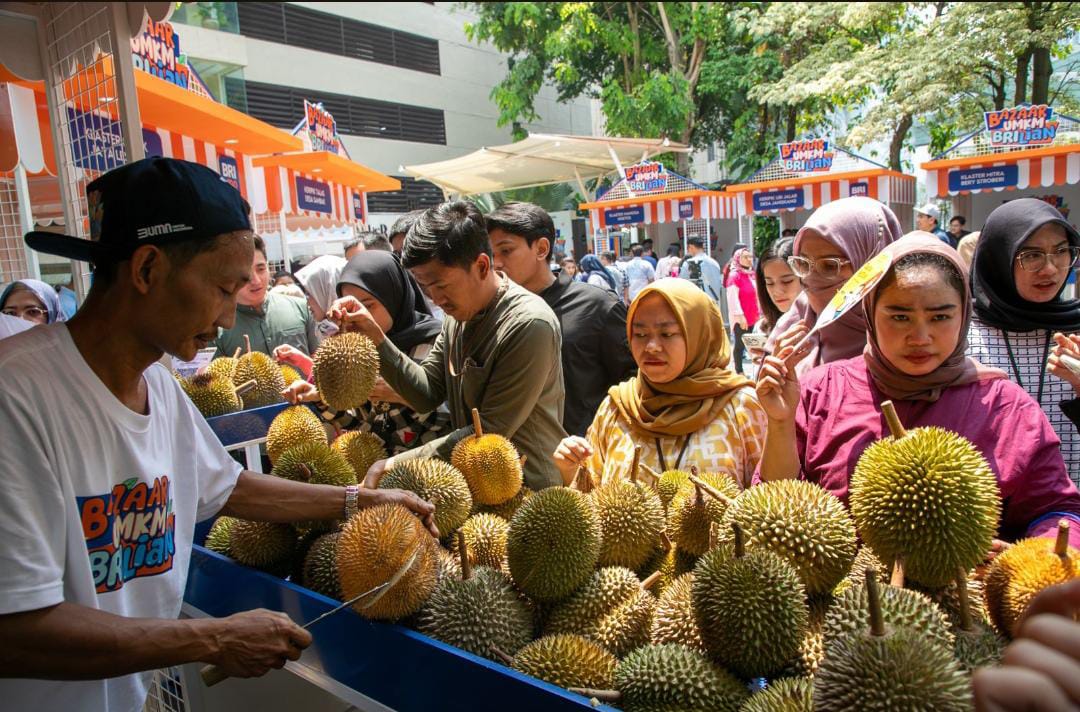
[25,157,251,262]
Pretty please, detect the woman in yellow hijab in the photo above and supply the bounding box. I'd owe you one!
[554,278,768,488]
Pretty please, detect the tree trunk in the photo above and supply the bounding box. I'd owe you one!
[786,105,797,142]
[993,72,1006,110]
[889,113,912,172]
[1015,49,1031,105]
[1031,46,1052,104]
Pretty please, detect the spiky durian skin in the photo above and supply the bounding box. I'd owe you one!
[637,546,699,598]
[847,546,891,589]
[823,582,954,653]
[692,545,807,679]
[506,487,601,602]
[271,442,356,487]
[782,594,832,678]
[205,516,237,557]
[279,363,304,386]
[206,356,238,381]
[513,634,617,690]
[668,471,740,556]
[181,372,241,418]
[378,458,473,537]
[741,677,813,712]
[544,566,655,658]
[953,624,1007,673]
[813,628,972,711]
[336,503,439,620]
[228,520,297,576]
[720,479,856,595]
[452,513,509,571]
[592,480,665,571]
[331,430,387,480]
[312,332,379,411]
[302,532,342,600]
[649,573,704,652]
[984,536,1078,636]
[233,351,286,408]
[614,643,749,712]
[451,433,523,505]
[656,469,691,511]
[435,546,462,584]
[266,405,327,463]
[417,566,533,660]
[851,426,1002,588]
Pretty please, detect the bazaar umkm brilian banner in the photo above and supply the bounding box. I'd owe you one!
[777,138,834,173]
[984,104,1059,148]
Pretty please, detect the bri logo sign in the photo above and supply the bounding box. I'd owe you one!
[778,139,834,173]
[78,476,176,594]
[984,105,1059,147]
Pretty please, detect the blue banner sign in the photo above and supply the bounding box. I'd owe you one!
[218,155,240,191]
[947,165,1019,192]
[295,175,332,214]
[352,192,365,221]
[604,206,645,225]
[753,189,804,212]
[68,107,164,171]
[849,182,869,197]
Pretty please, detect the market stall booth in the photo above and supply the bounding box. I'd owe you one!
[922,104,1080,230]
[724,139,917,241]
[577,160,739,260]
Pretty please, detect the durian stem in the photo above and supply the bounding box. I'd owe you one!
[630,445,642,484]
[232,347,242,360]
[1056,519,1071,557]
[471,408,483,438]
[956,567,974,632]
[709,522,719,550]
[457,530,472,581]
[890,556,906,588]
[489,646,514,666]
[234,379,257,398]
[732,521,745,558]
[637,463,660,484]
[641,570,662,590]
[243,334,252,356]
[296,463,313,482]
[688,474,734,506]
[575,465,594,494]
[866,567,886,637]
[568,689,622,703]
[519,454,527,470]
[659,530,673,552]
[881,400,907,439]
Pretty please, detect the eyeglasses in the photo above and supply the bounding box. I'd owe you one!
[787,255,851,279]
[1015,246,1080,273]
[2,306,47,320]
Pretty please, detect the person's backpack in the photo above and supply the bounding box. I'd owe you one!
[685,257,705,291]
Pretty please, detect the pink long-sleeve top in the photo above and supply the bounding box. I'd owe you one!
[770,356,1080,548]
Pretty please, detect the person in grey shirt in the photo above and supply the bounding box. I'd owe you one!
[679,237,725,304]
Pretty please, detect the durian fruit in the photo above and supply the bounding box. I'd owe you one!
[336,503,439,620]
[205,516,237,556]
[233,348,286,409]
[312,332,379,411]
[180,372,243,418]
[783,593,832,678]
[850,402,1002,588]
[813,569,972,711]
[451,409,523,505]
[418,532,533,661]
[655,469,691,511]
[206,354,239,381]
[984,519,1078,637]
[741,677,813,712]
[302,532,342,600]
[604,643,749,712]
[951,568,1007,673]
[506,487,601,602]
[279,362,304,386]
[512,634,617,690]
[378,458,472,538]
[266,405,327,463]
[452,513,509,571]
[847,546,891,590]
[331,430,387,480]
[692,525,807,679]
[476,487,532,521]
[823,579,954,653]
[668,469,740,556]
[229,520,297,576]
[271,442,356,488]
[637,545,698,598]
[649,573,703,651]
[592,477,665,570]
[720,479,856,595]
[544,566,656,658]
[435,546,463,584]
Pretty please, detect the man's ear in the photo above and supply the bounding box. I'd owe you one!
[128,245,167,295]
[476,252,492,279]
[534,237,551,262]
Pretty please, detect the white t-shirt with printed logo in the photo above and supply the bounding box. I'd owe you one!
[0,324,243,712]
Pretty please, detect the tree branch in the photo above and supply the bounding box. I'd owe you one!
[656,2,683,74]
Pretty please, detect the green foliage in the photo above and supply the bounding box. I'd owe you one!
[753,216,780,257]
[471,182,582,215]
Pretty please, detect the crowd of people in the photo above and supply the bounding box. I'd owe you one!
[0,156,1078,711]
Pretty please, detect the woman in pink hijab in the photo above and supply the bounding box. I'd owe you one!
[756,232,1080,549]
[765,197,902,374]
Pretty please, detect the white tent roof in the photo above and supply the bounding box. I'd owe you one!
[402,133,689,196]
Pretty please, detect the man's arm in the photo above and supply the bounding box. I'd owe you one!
[376,329,449,414]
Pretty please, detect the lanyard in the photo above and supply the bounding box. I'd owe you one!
[1002,330,1053,406]
[655,433,693,473]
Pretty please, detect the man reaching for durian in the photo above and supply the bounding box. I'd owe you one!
[756,232,1080,554]
[0,159,436,712]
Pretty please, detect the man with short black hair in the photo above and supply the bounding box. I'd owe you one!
[0,157,435,712]
[679,237,724,304]
[781,228,798,238]
[640,238,658,268]
[949,215,970,241]
[600,251,629,303]
[343,237,364,260]
[360,231,393,252]
[487,202,635,436]
[624,244,657,302]
[333,200,567,489]
[389,209,426,255]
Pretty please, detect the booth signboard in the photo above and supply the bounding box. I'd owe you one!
[604,205,646,225]
[218,155,241,192]
[984,104,1059,148]
[130,19,213,98]
[623,161,668,193]
[303,100,345,155]
[352,192,365,221]
[849,182,869,197]
[778,138,834,173]
[753,189,804,212]
[678,200,695,219]
[947,165,1019,193]
[67,107,165,171]
[295,175,332,214]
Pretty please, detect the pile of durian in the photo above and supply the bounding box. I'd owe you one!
[205,393,1078,711]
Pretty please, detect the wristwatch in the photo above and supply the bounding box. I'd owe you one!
[344,484,361,520]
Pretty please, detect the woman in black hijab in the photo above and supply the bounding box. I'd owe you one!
[967,197,1080,483]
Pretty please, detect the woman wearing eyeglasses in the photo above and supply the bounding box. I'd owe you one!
[764,197,902,375]
[967,198,1080,484]
[0,279,66,325]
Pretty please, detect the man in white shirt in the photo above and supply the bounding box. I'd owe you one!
[0,158,435,712]
[623,243,657,302]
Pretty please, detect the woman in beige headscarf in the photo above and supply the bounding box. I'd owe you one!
[553,278,767,488]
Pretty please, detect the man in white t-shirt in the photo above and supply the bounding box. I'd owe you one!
[623,243,657,302]
[0,158,436,712]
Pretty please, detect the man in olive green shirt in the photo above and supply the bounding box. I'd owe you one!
[331,201,566,491]
[214,235,319,357]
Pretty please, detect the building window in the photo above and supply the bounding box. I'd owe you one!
[367,177,444,213]
[707,143,716,162]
